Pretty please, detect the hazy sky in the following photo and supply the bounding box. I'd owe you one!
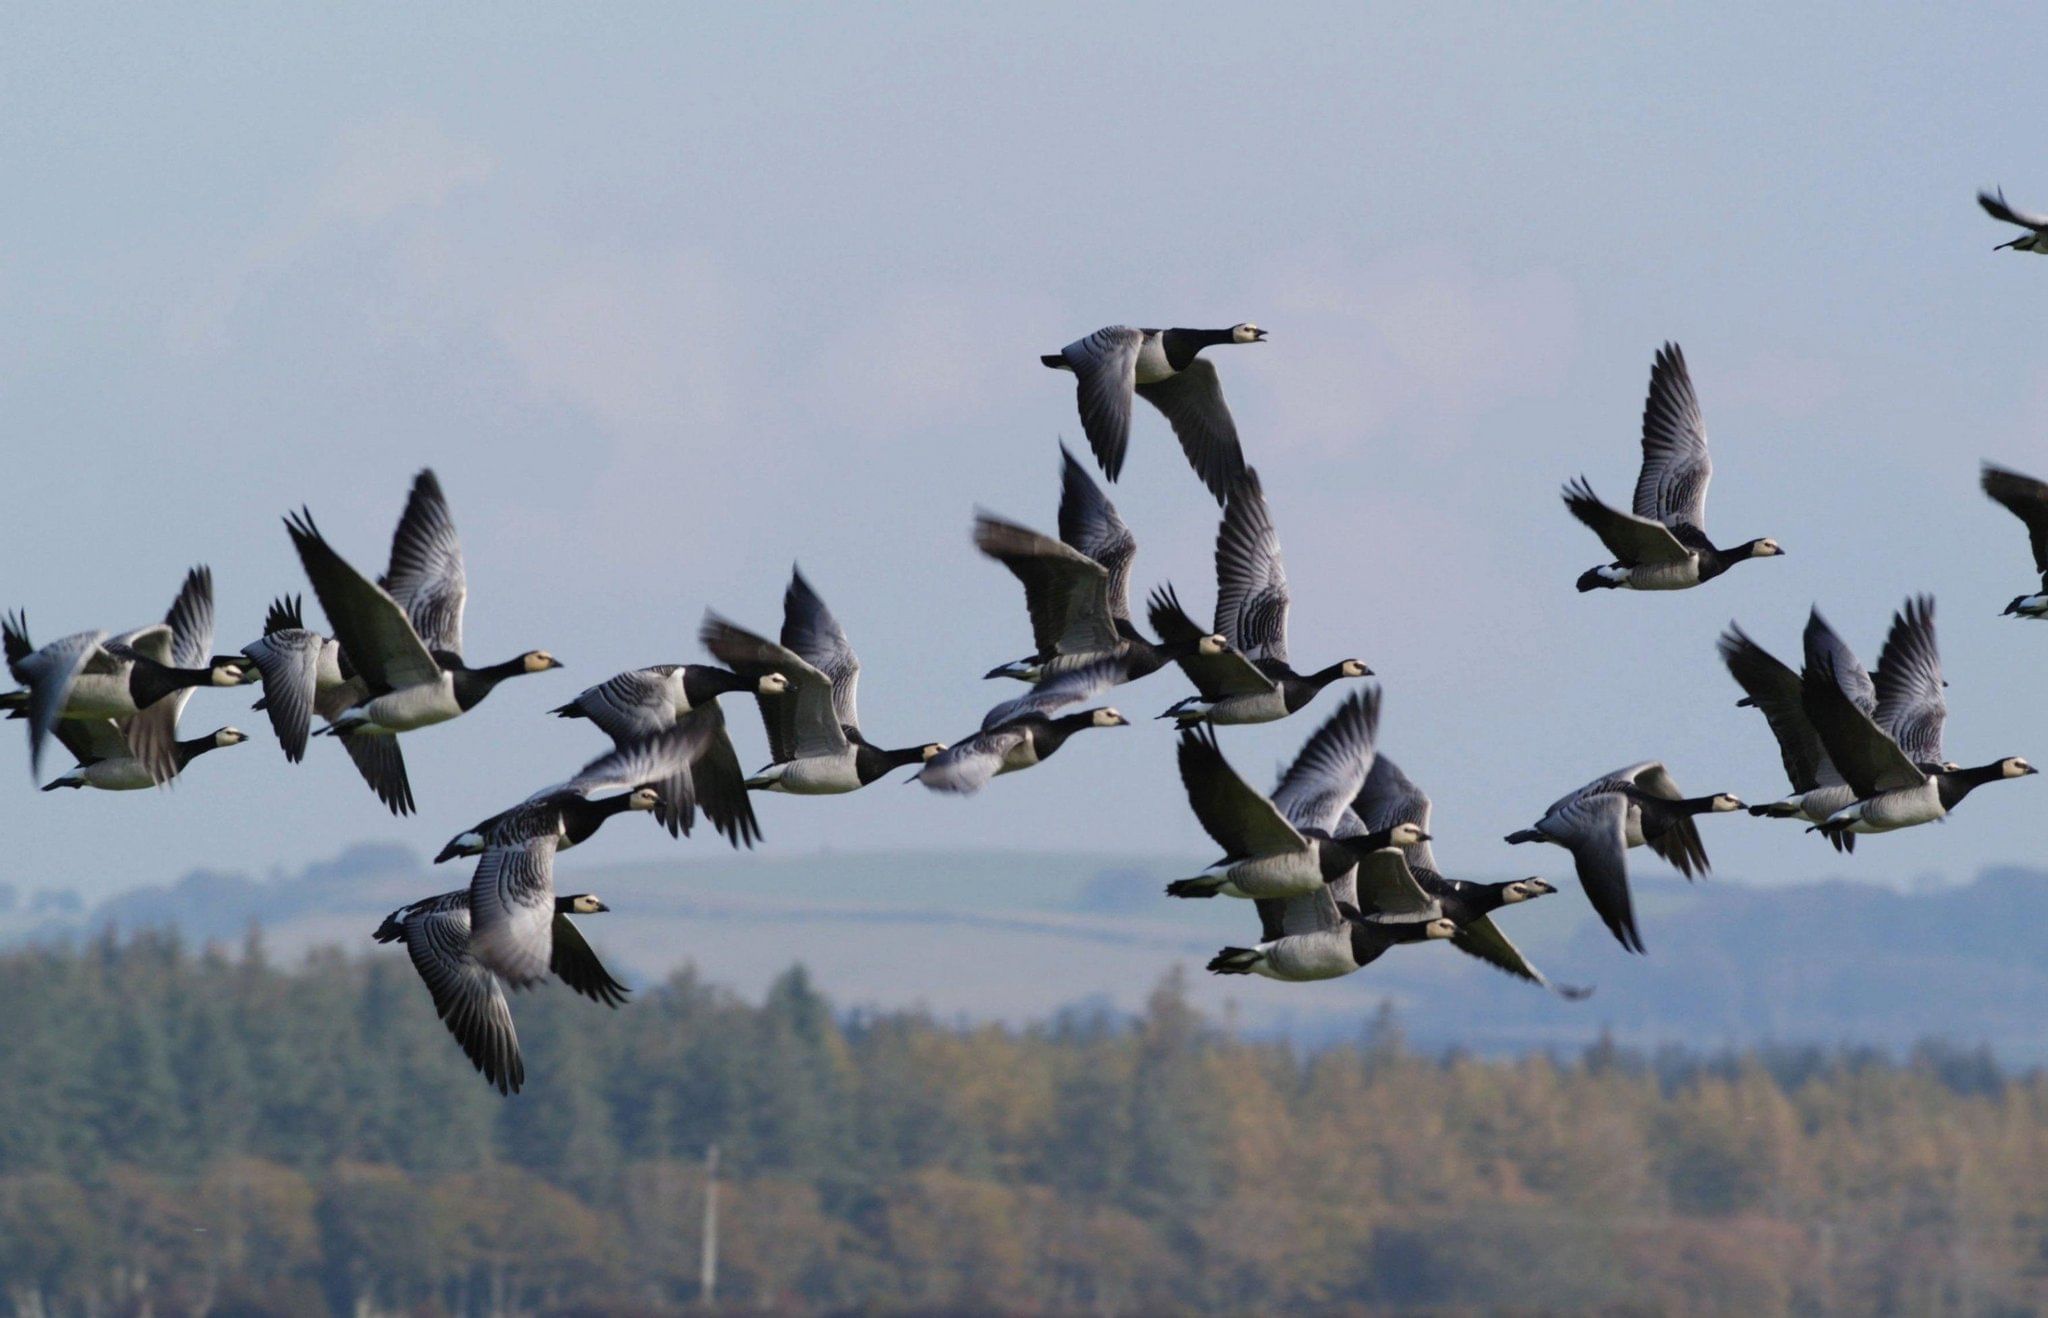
[6,6,2047,904]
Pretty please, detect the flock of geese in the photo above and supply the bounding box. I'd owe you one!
[11,196,2048,1091]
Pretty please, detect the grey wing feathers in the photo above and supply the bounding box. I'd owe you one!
[1631,343,1712,530]
[564,668,677,743]
[1213,468,1290,664]
[14,628,106,779]
[398,894,524,1095]
[1353,849,1440,919]
[1719,623,1830,793]
[1352,754,1437,873]
[1176,726,1306,858]
[1147,585,1273,698]
[561,715,721,838]
[781,568,861,732]
[1558,791,1644,955]
[341,734,416,815]
[1873,595,1945,765]
[1269,688,1380,834]
[285,508,441,692]
[1562,477,1692,564]
[1981,463,2048,583]
[1057,444,1137,620]
[1133,358,1247,504]
[242,630,324,762]
[467,829,561,988]
[974,513,1121,658]
[52,718,126,766]
[1059,326,1142,484]
[1980,188,2048,229]
[980,654,1124,731]
[1801,622,1924,798]
[380,468,467,657]
[1804,608,1877,714]
[698,612,839,764]
[915,727,1025,795]
[690,712,762,847]
[126,567,220,785]
[1452,916,1592,999]
[550,914,630,1008]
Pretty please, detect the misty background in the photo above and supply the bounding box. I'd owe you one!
[3,6,2045,1028]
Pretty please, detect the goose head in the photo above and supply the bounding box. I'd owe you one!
[1089,708,1129,728]
[1745,538,1785,559]
[1388,821,1430,847]
[208,661,248,687]
[1338,658,1371,679]
[757,672,792,696]
[2000,757,2038,779]
[1198,633,1231,656]
[212,727,250,748]
[627,785,664,811]
[561,893,610,915]
[521,650,564,674]
[919,743,947,761]
[1709,793,1746,812]
[1423,916,1458,940]
[1502,878,1555,904]
[1231,323,1268,344]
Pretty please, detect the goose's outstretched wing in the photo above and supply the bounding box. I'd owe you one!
[914,726,1028,795]
[699,613,844,762]
[1873,595,1945,766]
[550,913,630,1008]
[1134,358,1247,503]
[1631,343,1712,531]
[1801,619,1925,800]
[781,568,862,733]
[1980,188,2048,230]
[1553,791,1643,955]
[1053,326,1143,484]
[285,509,440,694]
[974,514,1122,660]
[1452,916,1593,999]
[128,566,219,784]
[393,894,524,1096]
[1270,689,1379,834]
[1981,463,2048,588]
[1351,754,1438,874]
[1720,623,1831,793]
[1214,468,1290,664]
[7,622,107,780]
[1562,477,1692,564]
[980,655,1125,731]
[1177,726,1305,858]
[380,469,467,657]
[1057,444,1137,622]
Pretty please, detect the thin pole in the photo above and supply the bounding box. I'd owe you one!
[700,1143,719,1308]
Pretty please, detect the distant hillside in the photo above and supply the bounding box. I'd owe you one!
[20,843,2048,1059]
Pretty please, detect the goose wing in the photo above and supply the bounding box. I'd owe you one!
[241,620,323,763]
[1452,916,1592,999]
[127,566,219,784]
[467,825,561,988]
[1213,468,1290,664]
[285,509,440,693]
[1270,689,1380,834]
[1981,463,2048,586]
[781,568,862,733]
[1146,585,1271,697]
[1873,595,1945,766]
[311,674,416,814]
[398,894,524,1095]
[1056,326,1143,484]
[1801,618,1925,798]
[379,469,467,657]
[1720,623,1831,792]
[1134,358,1247,504]
[8,624,106,779]
[1561,477,1692,564]
[1608,761,1710,878]
[914,726,1028,795]
[974,514,1122,658]
[1631,343,1712,531]
[980,655,1124,731]
[557,714,722,839]
[1980,188,2048,230]
[1177,726,1306,858]
[550,913,630,1008]
[1057,444,1137,622]
[1256,885,1346,942]
[1552,791,1644,955]
[1353,847,1441,919]
[1351,753,1439,874]
[699,613,844,762]
[691,714,762,847]
[562,667,679,744]
[52,718,128,766]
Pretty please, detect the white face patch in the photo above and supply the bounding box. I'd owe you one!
[1200,634,1228,655]
[2006,758,2035,778]
[1711,795,1744,812]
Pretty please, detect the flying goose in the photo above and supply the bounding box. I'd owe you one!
[1505,762,1743,954]
[239,595,415,814]
[1563,344,1783,592]
[550,664,784,847]
[41,721,248,791]
[1205,883,1455,982]
[700,568,943,794]
[374,888,624,1096]
[1041,323,1264,501]
[284,469,560,754]
[915,701,1129,795]
[984,446,1140,682]
[1721,611,1876,832]
[1979,188,2048,253]
[1166,690,1426,901]
[434,717,720,864]
[1155,469,1370,727]
[1346,755,1589,998]
[2,567,246,782]
[1979,462,2048,617]
[1801,597,2036,839]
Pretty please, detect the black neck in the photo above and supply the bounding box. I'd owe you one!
[173,736,223,768]
[1939,762,2012,806]
[1673,795,1726,816]
[1332,826,1406,861]
[1161,327,1237,368]
[684,665,751,703]
[1302,661,1353,689]
[127,658,216,709]
[451,657,533,711]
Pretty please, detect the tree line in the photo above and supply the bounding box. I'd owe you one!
[0,928,2043,1314]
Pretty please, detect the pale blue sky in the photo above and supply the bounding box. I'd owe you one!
[5,6,2046,904]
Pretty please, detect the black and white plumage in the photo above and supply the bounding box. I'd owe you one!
[374,889,623,1096]
[1041,323,1265,502]
[1980,462,2048,617]
[914,705,1129,795]
[1155,469,1370,728]
[41,721,248,791]
[550,664,782,848]
[239,595,415,814]
[283,470,560,778]
[1505,762,1744,954]
[1979,188,2048,253]
[1800,597,2036,840]
[1205,889,1455,983]
[3,567,247,783]
[701,568,942,794]
[1346,755,1588,998]
[1563,344,1783,593]
[434,716,723,864]
[1721,611,1879,840]
[1166,690,1424,902]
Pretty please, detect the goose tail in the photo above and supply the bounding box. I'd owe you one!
[1504,828,1544,845]
[1207,947,1262,975]
[1165,877,1223,899]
